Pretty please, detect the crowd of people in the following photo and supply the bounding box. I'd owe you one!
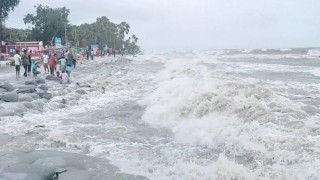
[13,48,81,84]
[14,48,41,79]
[13,47,120,84]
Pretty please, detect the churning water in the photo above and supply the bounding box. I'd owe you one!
[1,48,320,179]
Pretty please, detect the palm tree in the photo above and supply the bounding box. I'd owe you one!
[117,21,130,47]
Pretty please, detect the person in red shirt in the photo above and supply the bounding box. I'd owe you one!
[48,53,57,75]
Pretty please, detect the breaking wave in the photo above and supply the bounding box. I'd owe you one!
[138,54,320,179]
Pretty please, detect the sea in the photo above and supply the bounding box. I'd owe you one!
[0,48,320,179]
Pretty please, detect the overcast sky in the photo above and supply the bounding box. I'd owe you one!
[5,0,320,51]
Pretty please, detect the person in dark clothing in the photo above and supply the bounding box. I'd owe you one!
[86,50,90,60]
[21,49,29,77]
[67,50,73,65]
[113,49,116,57]
[27,50,32,76]
[72,58,77,68]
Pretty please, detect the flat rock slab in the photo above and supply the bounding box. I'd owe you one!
[0,150,146,180]
[76,89,87,95]
[37,92,53,100]
[35,78,46,84]
[18,94,34,102]
[0,83,15,92]
[25,81,37,86]
[0,88,7,93]
[17,86,36,94]
[38,84,49,91]
[0,92,19,102]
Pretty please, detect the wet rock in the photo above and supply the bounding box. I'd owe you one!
[35,78,46,84]
[37,92,53,100]
[0,83,15,92]
[0,88,7,93]
[76,83,91,88]
[35,125,45,128]
[0,151,146,180]
[25,80,38,86]
[29,93,41,100]
[22,102,36,109]
[38,84,49,91]
[0,109,15,117]
[0,92,19,102]
[19,94,34,102]
[17,86,37,94]
[46,75,55,80]
[43,93,53,100]
[76,89,87,95]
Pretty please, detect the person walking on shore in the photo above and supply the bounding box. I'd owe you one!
[90,49,94,60]
[14,50,22,79]
[49,53,57,75]
[59,55,67,72]
[43,52,49,73]
[27,50,32,76]
[21,49,29,77]
[112,49,116,57]
[86,49,90,60]
[72,50,77,68]
[67,49,73,65]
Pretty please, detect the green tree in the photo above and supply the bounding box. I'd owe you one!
[23,4,70,46]
[0,0,20,42]
[117,21,130,47]
[3,27,32,42]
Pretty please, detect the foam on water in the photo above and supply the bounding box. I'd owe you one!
[1,51,320,179]
[138,52,320,179]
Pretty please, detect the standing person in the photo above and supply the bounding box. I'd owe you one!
[14,50,22,79]
[86,49,90,60]
[21,49,29,77]
[49,54,57,75]
[59,55,67,72]
[112,49,116,57]
[27,50,32,76]
[72,50,77,68]
[67,49,73,65]
[90,49,94,60]
[43,52,49,73]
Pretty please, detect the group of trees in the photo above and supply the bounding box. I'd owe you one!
[0,0,21,43]
[1,1,140,54]
[67,16,140,53]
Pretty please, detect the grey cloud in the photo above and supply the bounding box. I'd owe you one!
[5,0,320,50]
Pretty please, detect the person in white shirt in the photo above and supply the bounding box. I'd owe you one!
[14,50,22,79]
[42,52,49,73]
[60,71,70,84]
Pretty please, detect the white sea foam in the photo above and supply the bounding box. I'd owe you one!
[279,48,292,51]
[307,49,320,57]
[138,53,320,179]
[1,53,320,179]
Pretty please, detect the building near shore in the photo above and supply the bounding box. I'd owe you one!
[0,41,44,60]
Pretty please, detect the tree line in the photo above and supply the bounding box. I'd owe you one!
[0,1,140,54]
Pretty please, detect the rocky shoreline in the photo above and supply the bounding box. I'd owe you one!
[0,57,143,180]
[0,150,145,180]
[0,69,106,118]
